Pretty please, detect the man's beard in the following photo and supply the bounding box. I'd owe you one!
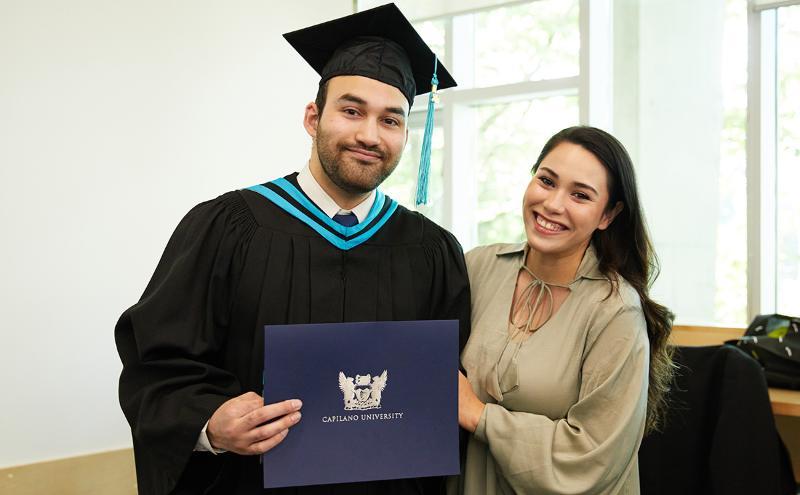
[315,125,401,195]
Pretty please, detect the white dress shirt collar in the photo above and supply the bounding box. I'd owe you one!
[296,163,376,223]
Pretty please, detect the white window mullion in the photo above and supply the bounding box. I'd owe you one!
[446,77,580,105]
[747,7,778,319]
[750,0,800,11]
[441,16,456,235]
[579,0,612,130]
[579,0,589,125]
[447,13,478,249]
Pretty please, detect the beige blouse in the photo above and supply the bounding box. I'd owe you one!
[455,243,649,495]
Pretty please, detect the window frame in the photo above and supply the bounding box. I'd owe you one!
[397,0,609,248]
[747,0,800,319]
[360,0,796,326]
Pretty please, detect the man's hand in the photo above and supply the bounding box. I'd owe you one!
[458,371,485,433]
[207,392,302,455]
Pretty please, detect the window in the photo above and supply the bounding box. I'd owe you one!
[713,0,750,325]
[751,1,800,317]
[473,95,578,245]
[776,5,800,315]
[381,117,445,223]
[376,0,583,248]
[362,0,799,327]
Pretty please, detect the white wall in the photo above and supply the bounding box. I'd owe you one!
[638,0,724,323]
[0,0,352,467]
[613,0,727,324]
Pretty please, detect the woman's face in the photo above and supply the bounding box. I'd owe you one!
[522,141,621,258]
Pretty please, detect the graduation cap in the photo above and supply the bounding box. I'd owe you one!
[283,3,457,206]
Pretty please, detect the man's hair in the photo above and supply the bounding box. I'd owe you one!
[314,80,329,117]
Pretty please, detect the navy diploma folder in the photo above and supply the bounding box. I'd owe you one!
[262,320,459,488]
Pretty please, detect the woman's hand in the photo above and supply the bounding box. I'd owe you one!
[458,371,485,433]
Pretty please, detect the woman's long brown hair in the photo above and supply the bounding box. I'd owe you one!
[533,126,675,433]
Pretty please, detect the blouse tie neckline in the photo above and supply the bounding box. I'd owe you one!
[487,265,570,402]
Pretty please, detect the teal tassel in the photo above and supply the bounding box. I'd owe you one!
[416,56,439,206]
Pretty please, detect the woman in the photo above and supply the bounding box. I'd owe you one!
[455,126,673,494]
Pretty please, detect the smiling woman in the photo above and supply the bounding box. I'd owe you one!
[523,142,622,273]
[453,126,674,495]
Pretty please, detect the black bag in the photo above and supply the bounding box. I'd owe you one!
[726,314,800,389]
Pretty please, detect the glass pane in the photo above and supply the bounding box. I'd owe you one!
[468,0,579,88]
[380,124,444,223]
[475,95,579,246]
[714,0,748,325]
[414,19,446,66]
[776,5,800,315]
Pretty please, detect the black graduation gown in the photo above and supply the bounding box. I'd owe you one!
[115,173,471,495]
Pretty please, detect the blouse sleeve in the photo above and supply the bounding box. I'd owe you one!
[114,192,255,495]
[473,304,649,495]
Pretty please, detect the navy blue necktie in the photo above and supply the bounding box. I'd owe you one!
[333,212,358,227]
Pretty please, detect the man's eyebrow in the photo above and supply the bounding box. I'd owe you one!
[385,106,407,118]
[337,93,367,106]
[337,93,407,118]
[539,166,599,195]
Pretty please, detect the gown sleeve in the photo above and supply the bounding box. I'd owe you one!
[114,192,255,495]
[423,224,472,354]
[473,305,649,495]
[422,223,473,492]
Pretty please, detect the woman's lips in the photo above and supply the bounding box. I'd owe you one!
[533,212,567,234]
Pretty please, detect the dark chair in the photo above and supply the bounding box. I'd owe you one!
[638,344,796,494]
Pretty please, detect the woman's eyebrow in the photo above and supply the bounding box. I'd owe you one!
[539,166,599,195]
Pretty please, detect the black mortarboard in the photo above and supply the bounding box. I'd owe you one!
[282,3,456,107]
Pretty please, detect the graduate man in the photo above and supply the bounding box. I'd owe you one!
[115,4,470,494]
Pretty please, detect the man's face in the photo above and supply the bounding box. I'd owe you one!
[309,76,409,195]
